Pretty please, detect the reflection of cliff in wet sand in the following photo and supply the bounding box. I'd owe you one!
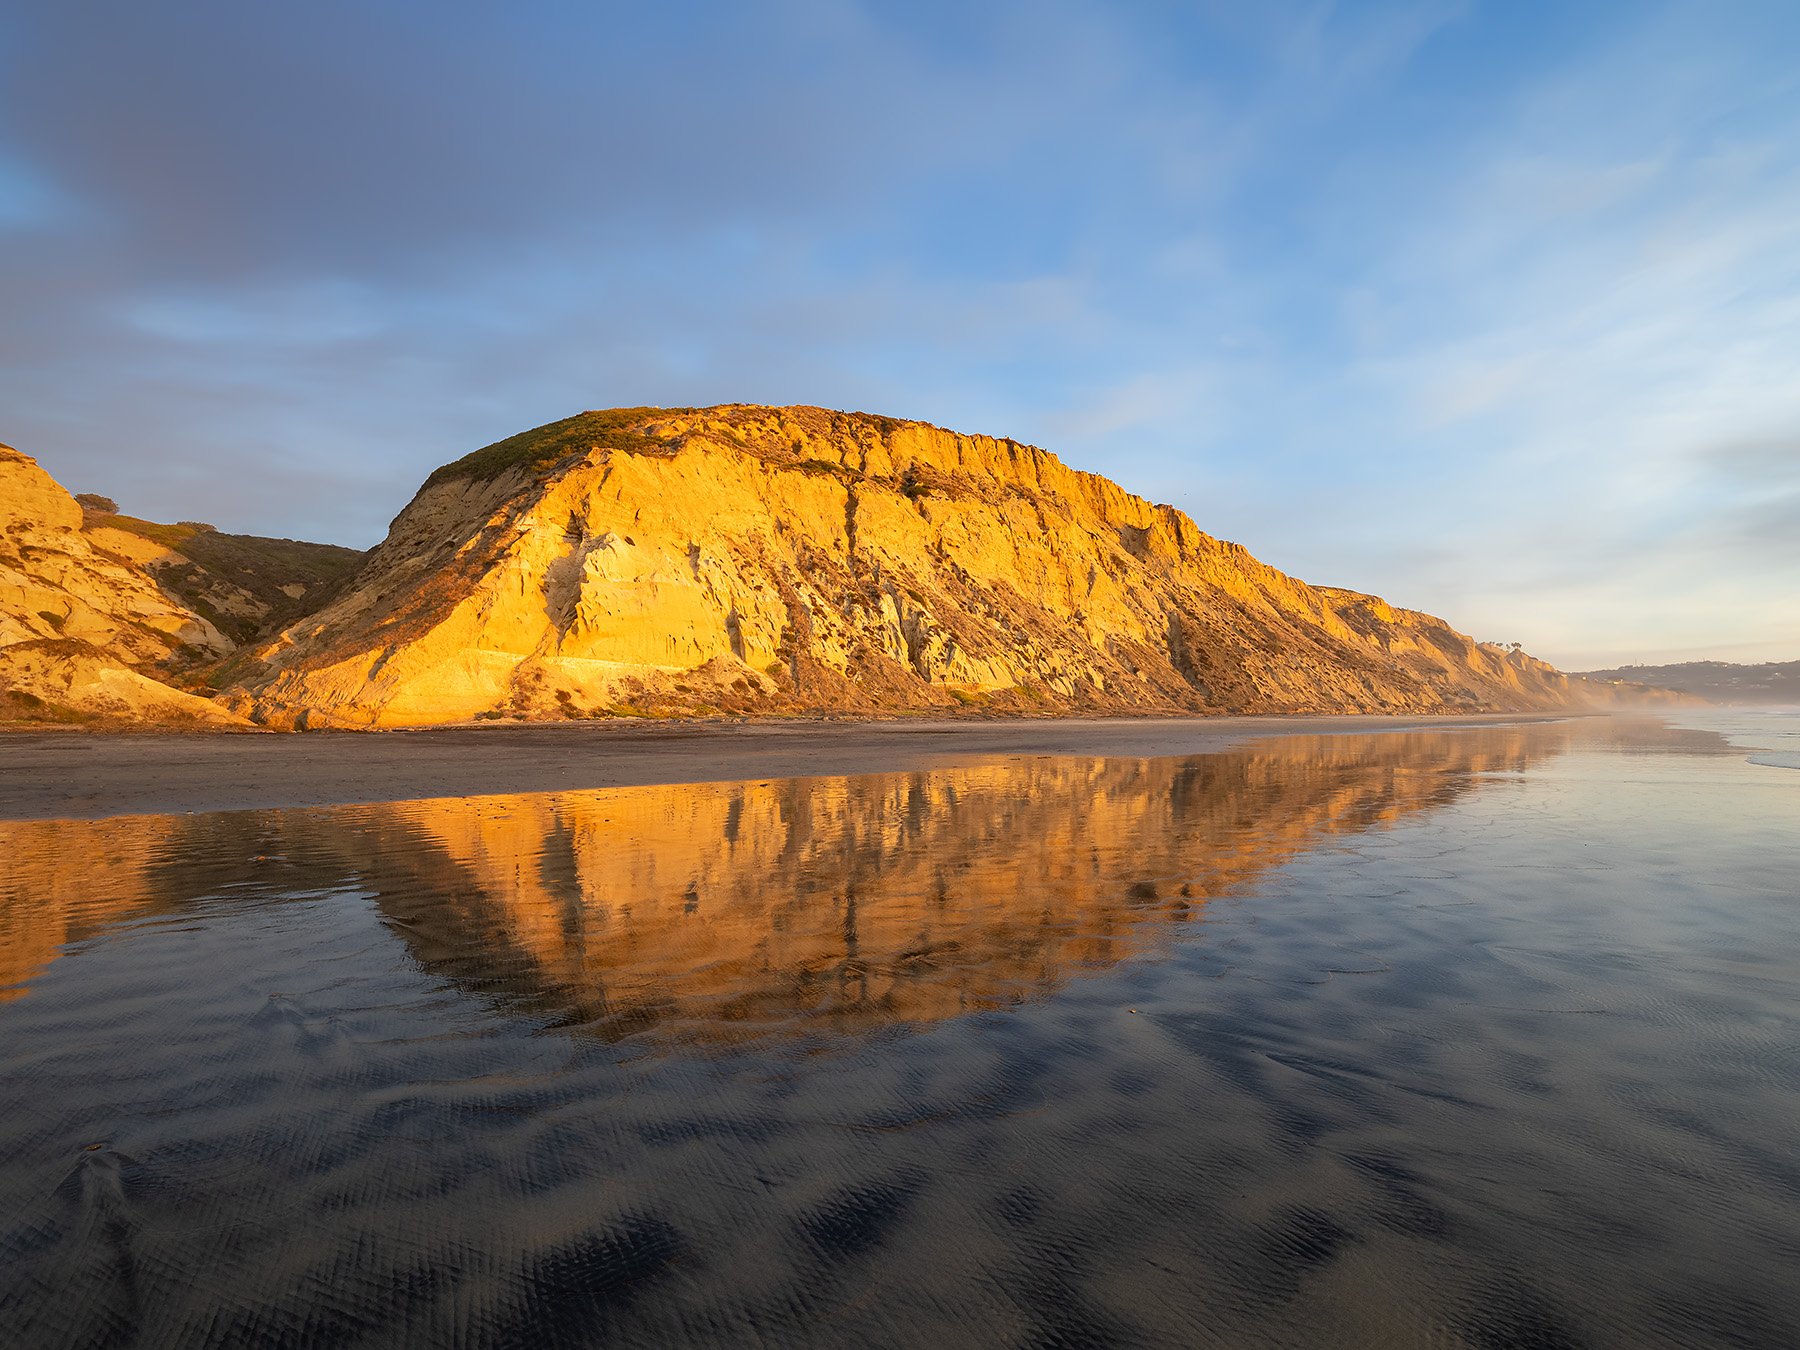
[0,816,186,1003]
[0,726,1572,1022]
[307,725,1569,1040]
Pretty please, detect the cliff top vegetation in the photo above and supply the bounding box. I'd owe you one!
[423,408,690,488]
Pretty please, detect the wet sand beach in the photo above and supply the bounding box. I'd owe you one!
[0,712,1571,820]
[2,712,1796,1349]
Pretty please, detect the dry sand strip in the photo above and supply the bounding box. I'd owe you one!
[0,713,1582,822]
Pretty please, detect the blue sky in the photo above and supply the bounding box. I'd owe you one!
[3,0,1797,668]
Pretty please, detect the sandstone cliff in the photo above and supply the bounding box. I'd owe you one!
[220,405,1670,728]
[0,445,248,725]
[0,445,362,726]
[4,410,1696,729]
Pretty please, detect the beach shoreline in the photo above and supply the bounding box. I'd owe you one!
[0,712,1586,821]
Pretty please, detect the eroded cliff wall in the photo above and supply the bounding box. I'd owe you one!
[220,405,1634,728]
[0,445,249,725]
[0,445,367,727]
[5,410,1696,729]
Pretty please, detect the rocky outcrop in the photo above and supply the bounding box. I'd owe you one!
[0,444,367,726]
[0,445,249,725]
[3,410,1700,729]
[0,638,247,727]
[1,447,231,660]
[219,405,1670,728]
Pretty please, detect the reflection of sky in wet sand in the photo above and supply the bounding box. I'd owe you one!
[3,716,1797,1350]
[3,727,1564,1032]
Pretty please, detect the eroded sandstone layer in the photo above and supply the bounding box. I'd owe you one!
[221,406,1658,727]
[0,445,248,725]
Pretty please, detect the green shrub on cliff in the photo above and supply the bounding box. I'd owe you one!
[424,408,694,488]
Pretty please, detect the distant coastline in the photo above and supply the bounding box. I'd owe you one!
[1572,660,1800,705]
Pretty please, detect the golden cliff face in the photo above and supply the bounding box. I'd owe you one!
[0,726,1565,1030]
[0,446,248,725]
[222,406,1604,728]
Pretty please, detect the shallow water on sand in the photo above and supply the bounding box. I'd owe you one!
[2,716,1797,1349]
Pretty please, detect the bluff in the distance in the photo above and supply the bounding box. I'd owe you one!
[207,405,1681,728]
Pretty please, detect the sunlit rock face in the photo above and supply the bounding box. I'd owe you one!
[0,445,247,725]
[220,406,1621,728]
[0,726,1567,1034]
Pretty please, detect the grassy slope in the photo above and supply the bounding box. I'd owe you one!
[89,513,366,645]
[422,408,690,488]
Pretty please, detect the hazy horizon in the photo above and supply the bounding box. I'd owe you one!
[3,0,1796,670]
